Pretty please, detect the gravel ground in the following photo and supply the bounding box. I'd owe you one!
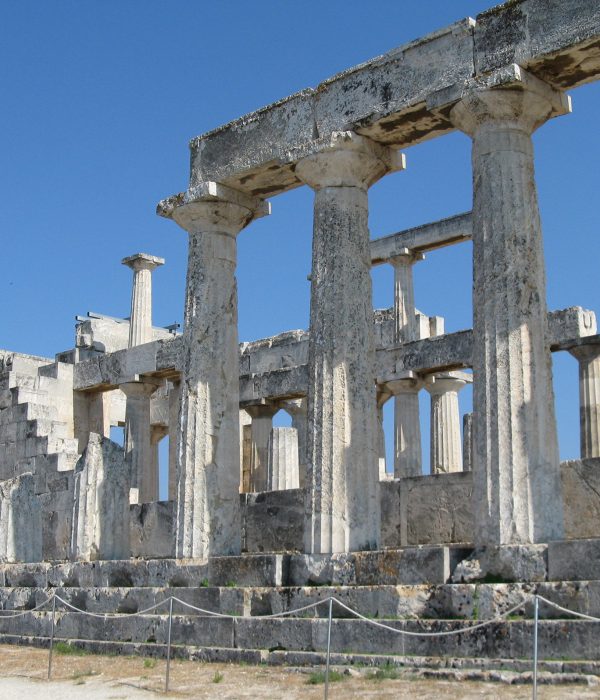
[0,644,599,699]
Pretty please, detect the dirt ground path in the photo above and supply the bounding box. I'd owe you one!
[0,644,599,699]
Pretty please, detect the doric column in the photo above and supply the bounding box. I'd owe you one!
[157,183,269,559]
[245,403,278,492]
[376,385,392,480]
[280,398,308,487]
[425,372,471,474]
[446,69,570,545]
[390,249,424,345]
[121,379,160,504]
[122,253,165,347]
[387,374,422,478]
[267,427,300,490]
[462,412,474,472]
[296,131,405,553]
[568,344,600,459]
[167,378,181,502]
[149,425,168,502]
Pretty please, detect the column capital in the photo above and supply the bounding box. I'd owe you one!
[245,402,279,420]
[387,248,425,267]
[424,371,472,396]
[568,342,600,363]
[295,131,405,190]
[280,397,307,417]
[385,372,421,396]
[122,252,165,273]
[442,66,571,137]
[120,378,162,398]
[157,182,270,236]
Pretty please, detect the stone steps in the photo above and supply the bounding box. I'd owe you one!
[2,581,600,619]
[0,610,599,660]
[1,634,599,685]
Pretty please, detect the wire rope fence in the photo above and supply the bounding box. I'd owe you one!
[0,590,599,698]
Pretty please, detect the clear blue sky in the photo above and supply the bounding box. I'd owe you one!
[0,1,598,481]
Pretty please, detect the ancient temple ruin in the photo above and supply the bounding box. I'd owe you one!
[1,0,600,670]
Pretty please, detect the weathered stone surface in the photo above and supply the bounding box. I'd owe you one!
[562,458,600,539]
[0,473,42,563]
[452,544,548,583]
[447,70,568,547]
[242,489,304,553]
[159,185,269,560]
[267,427,299,490]
[122,253,165,348]
[130,501,174,559]
[548,538,600,581]
[72,434,129,561]
[298,133,397,554]
[380,473,474,548]
[245,403,278,492]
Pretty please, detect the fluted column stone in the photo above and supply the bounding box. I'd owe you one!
[280,398,308,488]
[167,379,181,502]
[157,183,269,559]
[267,427,300,490]
[376,385,392,480]
[387,374,422,478]
[463,412,474,472]
[246,403,278,492]
[447,69,570,545]
[425,372,470,474]
[296,131,405,553]
[122,253,164,347]
[569,344,600,459]
[122,380,159,504]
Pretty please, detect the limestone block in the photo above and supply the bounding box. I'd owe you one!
[267,427,300,490]
[562,458,600,539]
[0,473,42,563]
[72,434,130,561]
[548,538,600,581]
[130,501,175,559]
[241,489,304,553]
[379,473,474,548]
[452,544,548,583]
[473,0,600,87]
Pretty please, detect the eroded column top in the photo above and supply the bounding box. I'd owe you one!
[122,252,165,272]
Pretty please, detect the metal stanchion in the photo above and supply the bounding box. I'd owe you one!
[324,597,333,700]
[165,597,174,693]
[47,595,56,680]
[532,595,539,700]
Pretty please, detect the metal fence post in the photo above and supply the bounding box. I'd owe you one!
[532,595,539,700]
[165,597,174,693]
[324,597,333,700]
[47,595,56,680]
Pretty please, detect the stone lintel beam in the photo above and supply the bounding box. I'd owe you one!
[188,1,600,197]
[370,212,472,265]
[72,306,596,395]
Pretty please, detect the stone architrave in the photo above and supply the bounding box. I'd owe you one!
[463,412,474,472]
[121,379,160,504]
[280,398,308,488]
[568,344,600,459]
[245,403,278,492]
[122,253,165,347]
[425,371,471,474]
[0,473,42,563]
[168,379,182,501]
[295,131,405,553]
[267,427,300,490]
[72,433,129,561]
[447,69,571,545]
[157,183,269,559]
